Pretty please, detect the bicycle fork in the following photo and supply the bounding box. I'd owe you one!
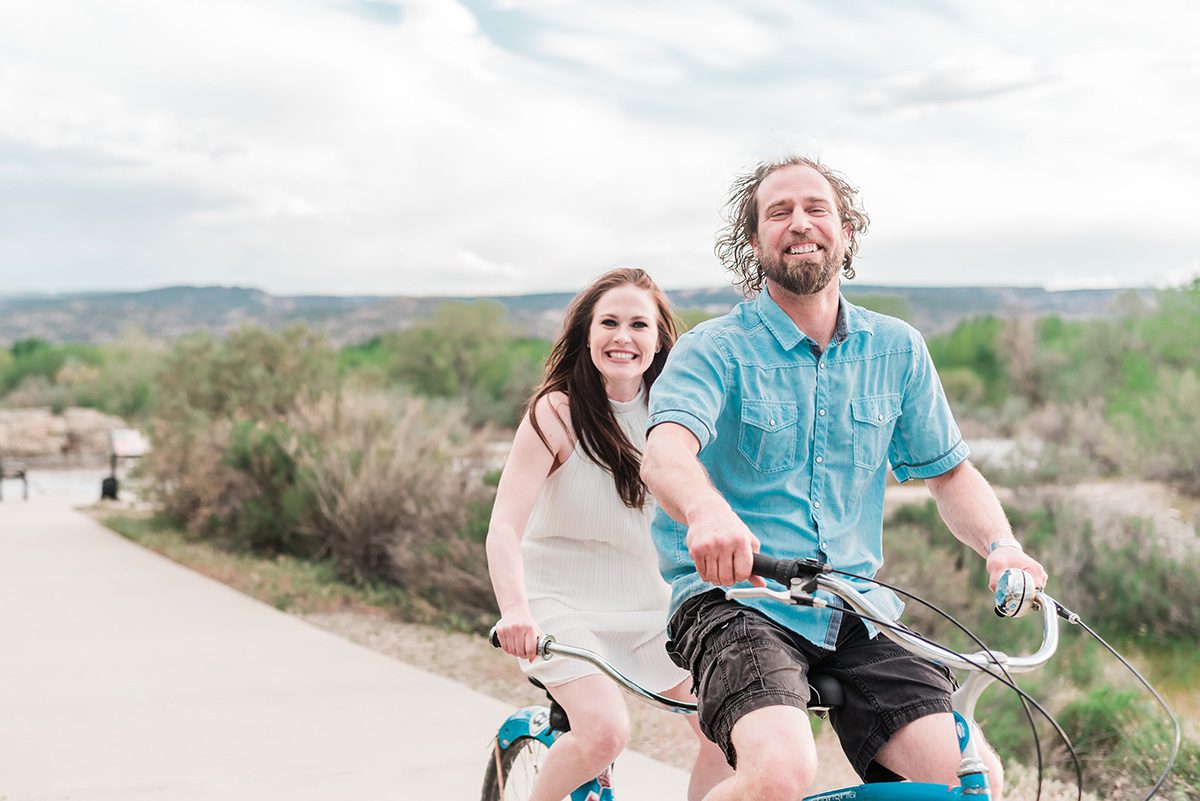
[949,668,995,800]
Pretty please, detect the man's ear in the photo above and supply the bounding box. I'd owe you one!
[750,233,761,260]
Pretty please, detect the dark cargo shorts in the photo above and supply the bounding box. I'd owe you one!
[666,589,956,780]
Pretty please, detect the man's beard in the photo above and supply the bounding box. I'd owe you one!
[759,247,841,296]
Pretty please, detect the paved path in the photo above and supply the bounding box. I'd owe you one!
[0,492,686,800]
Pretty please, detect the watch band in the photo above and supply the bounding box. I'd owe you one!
[988,538,1024,554]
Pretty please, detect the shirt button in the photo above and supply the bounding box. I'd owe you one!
[769,418,776,427]
[813,501,822,509]
[815,456,823,463]
[877,414,883,422]
[818,409,826,417]
[821,541,829,549]
[819,363,826,370]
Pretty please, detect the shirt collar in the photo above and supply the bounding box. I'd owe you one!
[753,287,872,350]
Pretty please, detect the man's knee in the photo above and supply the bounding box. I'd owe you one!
[875,712,961,783]
[729,705,818,800]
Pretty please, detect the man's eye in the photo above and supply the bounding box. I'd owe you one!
[769,209,789,219]
[810,208,829,215]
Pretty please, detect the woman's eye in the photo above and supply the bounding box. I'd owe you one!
[632,321,649,329]
[600,319,617,327]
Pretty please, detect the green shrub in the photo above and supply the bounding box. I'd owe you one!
[1115,368,1200,496]
[223,420,317,556]
[1057,687,1199,799]
[152,325,336,425]
[380,302,548,427]
[927,316,1010,407]
[939,367,986,407]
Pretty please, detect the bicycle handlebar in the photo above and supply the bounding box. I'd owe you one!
[488,555,1059,715]
[738,554,1060,674]
[488,627,696,714]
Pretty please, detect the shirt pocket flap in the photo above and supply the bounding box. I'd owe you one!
[850,394,902,427]
[741,400,799,432]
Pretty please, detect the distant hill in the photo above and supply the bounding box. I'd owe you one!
[0,284,1156,347]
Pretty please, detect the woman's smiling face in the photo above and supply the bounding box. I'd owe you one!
[588,283,660,395]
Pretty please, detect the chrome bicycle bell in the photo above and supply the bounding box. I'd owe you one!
[994,568,1038,618]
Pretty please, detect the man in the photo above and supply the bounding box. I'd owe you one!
[641,156,1048,801]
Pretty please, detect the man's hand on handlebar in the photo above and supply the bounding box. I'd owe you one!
[493,609,544,661]
[685,504,766,587]
[987,548,1048,593]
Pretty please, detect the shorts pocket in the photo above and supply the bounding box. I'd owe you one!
[738,400,798,473]
[850,394,901,470]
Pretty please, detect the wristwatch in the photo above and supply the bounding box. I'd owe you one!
[988,538,1024,554]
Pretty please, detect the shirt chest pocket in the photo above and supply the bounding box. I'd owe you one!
[738,400,798,473]
[850,394,902,470]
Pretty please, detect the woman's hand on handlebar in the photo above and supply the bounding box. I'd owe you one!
[494,609,545,660]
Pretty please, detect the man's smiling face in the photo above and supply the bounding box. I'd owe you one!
[751,164,851,297]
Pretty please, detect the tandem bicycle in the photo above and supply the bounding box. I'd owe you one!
[483,556,1178,801]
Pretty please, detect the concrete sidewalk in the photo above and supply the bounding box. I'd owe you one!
[0,499,687,800]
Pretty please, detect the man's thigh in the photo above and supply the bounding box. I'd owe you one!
[667,591,814,768]
[820,617,957,781]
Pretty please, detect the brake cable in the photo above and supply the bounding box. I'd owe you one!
[830,568,1180,801]
[1055,601,1182,801]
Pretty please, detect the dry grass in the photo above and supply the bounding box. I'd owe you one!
[288,391,497,625]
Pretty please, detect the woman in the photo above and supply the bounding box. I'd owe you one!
[487,268,729,801]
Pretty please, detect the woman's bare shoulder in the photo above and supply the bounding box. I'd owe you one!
[527,391,574,451]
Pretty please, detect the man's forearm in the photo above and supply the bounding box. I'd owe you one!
[927,460,1049,589]
[642,433,729,525]
[925,461,1010,557]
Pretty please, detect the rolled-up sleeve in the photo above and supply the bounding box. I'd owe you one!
[647,329,728,452]
[889,331,970,482]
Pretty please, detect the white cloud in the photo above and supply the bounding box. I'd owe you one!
[0,0,1196,296]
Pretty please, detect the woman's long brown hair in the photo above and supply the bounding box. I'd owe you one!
[528,268,678,509]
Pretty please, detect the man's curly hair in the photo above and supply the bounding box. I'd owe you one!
[715,156,870,296]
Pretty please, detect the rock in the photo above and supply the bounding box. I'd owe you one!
[0,407,133,465]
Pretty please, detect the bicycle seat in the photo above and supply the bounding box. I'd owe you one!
[806,671,843,716]
[528,677,572,732]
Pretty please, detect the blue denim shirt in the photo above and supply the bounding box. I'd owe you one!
[649,290,969,649]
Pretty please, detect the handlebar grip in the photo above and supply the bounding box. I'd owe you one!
[751,553,792,584]
[751,553,830,585]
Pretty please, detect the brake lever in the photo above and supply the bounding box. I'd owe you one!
[725,586,791,603]
[726,583,830,608]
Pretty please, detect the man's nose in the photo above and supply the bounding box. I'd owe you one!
[789,211,813,233]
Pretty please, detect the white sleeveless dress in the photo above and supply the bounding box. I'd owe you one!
[519,387,688,692]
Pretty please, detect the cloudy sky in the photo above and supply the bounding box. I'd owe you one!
[2,0,1197,296]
